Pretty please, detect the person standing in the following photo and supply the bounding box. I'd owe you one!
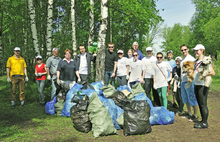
[126,49,133,75]
[193,44,215,129]
[105,43,118,87]
[35,55,47,106]
[152,52,172,109]
[141,47,159,105]
[116,50,129,86]
[6,47,29,109]
[46,48,61,99]
[75,45,96,88]
[131,42,143,60]
[180,44,199,122]
[57,49,81,89]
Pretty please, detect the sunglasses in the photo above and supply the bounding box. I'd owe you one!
[133,54,138,57]
[118,53,123,55]
[15,50,20,52]
[157,57,163,59]
[146,51,152,52]
[108,46,114,48]
[181,49,187,52]
[36,58,42,60]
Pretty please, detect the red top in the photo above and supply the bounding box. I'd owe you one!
[35,63,46,80]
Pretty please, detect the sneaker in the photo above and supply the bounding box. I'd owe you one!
[194,121,203,127]
[21,103,26,107]
[175,111,182,116]
[194,122,208,129]
[182,114,191,119]
[189,115,198,122]
[11,105,15,109]
[173,103,179,109]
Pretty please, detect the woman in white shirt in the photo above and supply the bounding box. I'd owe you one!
[193,44,215,129]
[116,50,129,86]
[127,49,133,75]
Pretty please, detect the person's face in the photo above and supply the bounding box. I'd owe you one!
[79,46,86,54]
[175,60,180,66]
[167,53,173,60]
[157,54,163,63]
[36,58,42,64]
[146,50,152,57]
[13,50,20,56]
[118,53,123,58]
[127,51,132,57]
[65,51,71,59]
[194,49,202,57]
[181,46,189,56]
[108,45,114,52]
[53,50,58,57]
[132,44,138,51]
[133,53,139,59]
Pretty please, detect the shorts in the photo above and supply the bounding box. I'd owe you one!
[181,81,198,106]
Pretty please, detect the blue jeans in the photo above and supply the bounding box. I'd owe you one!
[51,75,57,99]
[105,71,115,87]
[129,81,140,89]
[36,80,46,104]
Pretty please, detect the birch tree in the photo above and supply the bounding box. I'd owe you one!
[71,0,77,56]
[96,0,108,82]
[27,0,40,55]
[46,0,53,56]
[88,0,94,49]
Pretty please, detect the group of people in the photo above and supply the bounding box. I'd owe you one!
[6,42,215,129]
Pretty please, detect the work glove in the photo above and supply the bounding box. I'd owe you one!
[37,73,43,76]
[153,84,157,90]
[166,77,172,82]
[25,77,29,82]
[7,78,11,83]
[57,79,61,85]
[77,78,81,83]
[93,53,97,57]
[126,74,129,80]
[47,75,51,80]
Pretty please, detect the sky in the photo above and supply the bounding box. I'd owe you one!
[153,0,196,52]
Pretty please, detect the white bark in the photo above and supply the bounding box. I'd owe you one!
[0,0,3,75]
[96,0,108,82]
[88,0,94,49]
[46,0,53,56]
[27,0,40,55]
[71,0,77,56]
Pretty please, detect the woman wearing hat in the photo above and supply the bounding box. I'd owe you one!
[193,44,215,129]
[35,55,47,106]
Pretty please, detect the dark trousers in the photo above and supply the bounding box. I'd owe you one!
[144,78,160,106]
[117,76,126,86]
[195,85,209,123]
[174,88,184,112]
[11,76,25,101]
[79,74,88,89]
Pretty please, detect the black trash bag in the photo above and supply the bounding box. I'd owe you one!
[78,80,88,89]
[54,79,69,100]
[106,91,128,107]
[70,95,91,133]
[123,100,152,136]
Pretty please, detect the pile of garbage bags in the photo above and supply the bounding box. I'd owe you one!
[45,82,175,137]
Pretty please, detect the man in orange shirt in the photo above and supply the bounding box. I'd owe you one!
[6,47,29,109]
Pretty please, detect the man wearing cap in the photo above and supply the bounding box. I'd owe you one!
[46,48,61,99]
[105,43,118,87]
[166,50,177,108]
[6,47,29,109]
[141,47,160,105]
[131,42,143,60]
[75,45,96,88]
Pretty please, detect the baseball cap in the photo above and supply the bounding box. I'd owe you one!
[146,47,153,51]
[133,42,138,45]
[14,47,21,51]
[36,55,42,59]
[117,50,124,54]
[192,44,205,50]
[167,50,173,54]
[52,48,58,51]
[175,56,182,61]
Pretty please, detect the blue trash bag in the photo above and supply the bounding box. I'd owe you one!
[149,106,175,125]
[98,96,122,130]
[134,93,153,108]
[62,83,83,117]
[117,85,131,92]
[81,87,96,99]
[91,81,104,96]
[45,96,57,115]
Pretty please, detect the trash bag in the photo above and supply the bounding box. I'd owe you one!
[149,106,175,125]
[62,83,83,117]
[123,100,152,136]
[105,91,128,107]
[90,81,104,96]
[87,92,117,137]
[100,84,117,98]
[116,112,124,127]
[134,93,153,108]
[45,96,57,115]
[54,100,65,116]
[70,96,91,133]
[117,85,131,92]
[81,87,96,99]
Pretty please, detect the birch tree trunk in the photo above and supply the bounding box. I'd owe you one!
[0,0,3,75]
[96,0,108,82]
[46,0,53,56]
[71,0,77,56]
[27,0,40,55]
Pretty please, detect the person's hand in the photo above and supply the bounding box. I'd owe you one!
[111,72,115,77]
[166,77,171,82]
[77,78,81,83]
[57,79,61,85]
[7,78,11,83]
[126,74,129,80]
[153,84,157,90]
[93,53,97,57]
[47,75,51,80]
[140,78,143,84]
[37,73,42,76]
[25,77,29,82]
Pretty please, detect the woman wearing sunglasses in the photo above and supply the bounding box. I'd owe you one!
[35,55,47,106]
[128,51,143,88]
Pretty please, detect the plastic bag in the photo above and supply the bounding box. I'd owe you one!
[123,100,152,136]
[117,85,131,92]
[81,87,96,99]
[116,112,124,127]
[134,93,153,108]
[105,91,128,107]
[100,84,117,98]
[87,92,117,137]
[90,81,104,96]
[54,100,65,116]
[45,96,57,115]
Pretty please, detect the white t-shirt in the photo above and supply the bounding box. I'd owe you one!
[79,53,88,75]
[180,55,195,82]
[142,56,157,78]
[194,59,211,85]
[117,57,129,76]
[127,57,133,72]
[129,60,142,82]
[152,61,172,88]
